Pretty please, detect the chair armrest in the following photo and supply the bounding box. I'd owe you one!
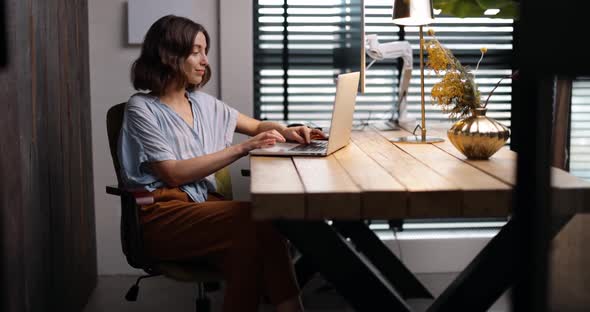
[106,185,123,196]
[106,185,154,205]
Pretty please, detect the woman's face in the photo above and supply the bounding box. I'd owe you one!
[182,32,208,86]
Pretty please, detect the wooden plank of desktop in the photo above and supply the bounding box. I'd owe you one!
[351,130,463,218]
[430,131,517,186]
[425,127,590,214]
[379,128,512,218]
[331,142,407,219]
[291,152,362,219]
[250,156,305,220]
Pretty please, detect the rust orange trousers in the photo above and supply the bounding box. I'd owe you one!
[139,187,300,312]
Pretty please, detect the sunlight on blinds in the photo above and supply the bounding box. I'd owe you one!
[570,79,590,180]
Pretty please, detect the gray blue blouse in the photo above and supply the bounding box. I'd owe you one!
[117,91,239,202]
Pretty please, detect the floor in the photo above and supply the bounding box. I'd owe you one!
[83,273,511,312]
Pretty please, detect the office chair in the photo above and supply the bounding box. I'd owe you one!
[106,102,228,312]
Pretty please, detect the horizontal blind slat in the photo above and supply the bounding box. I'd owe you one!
[570,78,590,181]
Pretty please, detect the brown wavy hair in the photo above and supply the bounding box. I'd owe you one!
[131,15,211,94]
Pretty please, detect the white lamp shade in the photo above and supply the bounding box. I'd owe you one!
[392,0,435,26]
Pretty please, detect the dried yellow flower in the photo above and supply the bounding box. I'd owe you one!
[480,47,488,54]
[426,32,482,119]
[431,71,464,105]
[425,40,451,73]
[427,28,435,36]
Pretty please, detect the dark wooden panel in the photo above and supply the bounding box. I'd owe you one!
[22,1,50,311]
[0,0,96,312]
[1,0,29,310]
[0,0,6,66]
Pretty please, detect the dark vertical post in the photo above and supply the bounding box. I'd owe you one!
[552,77,573,171]
[281,0,289,121]
[510,19,520,153]
[0,0,6,67]
[252,0,261,119]
[511,71,553,312]
[511,0,590,309]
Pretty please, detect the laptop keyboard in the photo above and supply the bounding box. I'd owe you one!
[289,140,328,152]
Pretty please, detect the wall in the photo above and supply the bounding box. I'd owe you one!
[88,0,222,274]
[219,0,254,201]
[1,0,96,311]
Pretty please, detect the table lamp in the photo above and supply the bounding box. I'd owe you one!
[389,0,444,144]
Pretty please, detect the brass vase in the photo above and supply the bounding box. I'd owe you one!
[447,108,510,160]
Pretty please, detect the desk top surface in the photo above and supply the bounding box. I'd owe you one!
[250,126,590,220]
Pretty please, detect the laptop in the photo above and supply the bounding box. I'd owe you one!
[249,71,360,157]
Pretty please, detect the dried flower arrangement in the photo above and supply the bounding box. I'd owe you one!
[425,29,485,119]
[425,29,520,120]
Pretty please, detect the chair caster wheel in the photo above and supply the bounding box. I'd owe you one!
[196,297,211,312]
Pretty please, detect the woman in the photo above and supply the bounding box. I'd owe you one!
[118,15,324,312]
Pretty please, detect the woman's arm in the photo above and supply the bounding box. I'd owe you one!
[236,112,325,144]
[150,112,327,187]
[236,112,287,136]
[150,130,285,187]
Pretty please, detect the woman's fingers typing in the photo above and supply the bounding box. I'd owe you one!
[310,128,327,139]
[246,130,287,150]
[281,126,329,144]
[301,127,311,144]
[264,129,286,142]
[289,131,306,144]
[261,138,276,148]
[240,126,330,156]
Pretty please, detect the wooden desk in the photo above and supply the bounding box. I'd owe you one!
[251,127,590,220]
[250,127,590,311]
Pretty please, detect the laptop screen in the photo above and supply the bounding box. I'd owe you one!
[326,72,360,155]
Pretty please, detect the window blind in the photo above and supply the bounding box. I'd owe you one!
[254,0,381,126]
[570,78,590,180]
[254,0,514,129]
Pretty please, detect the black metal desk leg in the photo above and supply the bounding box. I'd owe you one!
[427,220,518,312]
[332,221,433,299]
[293,254,316,289]
[274,220,411,312]
[427,216,573,312]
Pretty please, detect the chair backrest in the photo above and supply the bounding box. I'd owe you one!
[107,102,151,269]
[215,167,233,200]
[106,103,126,186]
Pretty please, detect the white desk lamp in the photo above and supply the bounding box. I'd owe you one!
[365,35,414,124]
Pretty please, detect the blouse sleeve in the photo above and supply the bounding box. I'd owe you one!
[124,101,176,163]
[214,98,239,148]
[117,96,177,187]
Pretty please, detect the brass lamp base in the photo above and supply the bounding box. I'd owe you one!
[390,136,445,144]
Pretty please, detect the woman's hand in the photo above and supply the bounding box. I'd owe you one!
[238,130,286,155]
[281,126,327,144]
